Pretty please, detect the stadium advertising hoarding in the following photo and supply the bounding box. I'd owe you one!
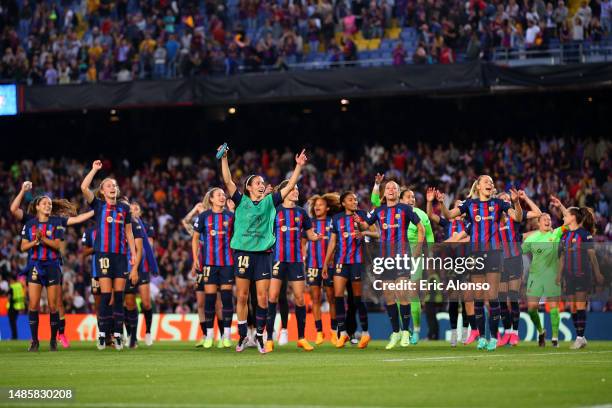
[2,312,612,341]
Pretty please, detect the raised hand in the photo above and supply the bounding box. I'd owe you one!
[518,190,528,200]
[217,144,229,158]
[435,190,445,202]
[92,160,103,171]
[375,173,384,184]
[22,181,32,192]
[295,149,307,166]
[550,195,562,208]
[509,188,519,202]
[426,187,436,202]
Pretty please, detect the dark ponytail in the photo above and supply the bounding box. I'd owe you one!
[580,207,596,235]
[569,206,596,235]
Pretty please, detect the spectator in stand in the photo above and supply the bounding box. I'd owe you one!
[554,0,569,30]
[525,19,542,49]
[153,41,167,79]
[599,0,612,34]
[392,41,407,65]
[572,16,585,41]
[412,42,429,64]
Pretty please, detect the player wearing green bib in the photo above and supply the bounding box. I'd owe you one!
[521,213,565,347]
[219,144,308,353]
[400,189,433,345]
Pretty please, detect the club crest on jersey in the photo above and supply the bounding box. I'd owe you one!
[223,221,228,227]
[395,214,401,219]
[294,217,300,223]
[281,225,288,232]
[382,223,388,230]
[210,230,217,236]
[46,230,52,237]
[343,232,349,238]
[572,238,576,243]
[474,215,482,222]
[106,216,114,223]
[489,206,495,212]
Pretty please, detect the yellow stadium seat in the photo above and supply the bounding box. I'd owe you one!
[368,39,381,50]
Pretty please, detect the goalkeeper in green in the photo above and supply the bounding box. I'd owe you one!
[521,211,566,348]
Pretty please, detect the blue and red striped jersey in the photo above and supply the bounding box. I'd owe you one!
[439,217,466,240]
[82,226,96,248]
[459,198,511,251]
[139,221,158,274]
[274,206,312,263]
[128,219,159,274]
[306,217,333,268]
[331,210,368,265]
[21,216,67,262]
[82,226,97,274]
[366,203,420,257]
[193,210,234,266]
[559,227,593,277]
[90,197,131,255]
[499,217,522,258]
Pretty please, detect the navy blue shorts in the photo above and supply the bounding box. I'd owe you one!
[93,252,128,279]
[501,256,523,282]
[334,263,364,282]
[27,261,61,287]
[306,267,333,287]
[233,251,272,281]
[272,262,305,282]
[125,270,151,294]
[470,250,502,275]
[564,273,591,295]
[196,265,234,290]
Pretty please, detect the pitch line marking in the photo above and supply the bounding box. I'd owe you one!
[382,350,612,362]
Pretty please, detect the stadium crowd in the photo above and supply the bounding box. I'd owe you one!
[0,136,611,314]
[0,0,610,83]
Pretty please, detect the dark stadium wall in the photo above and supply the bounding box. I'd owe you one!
[0,88,610,162]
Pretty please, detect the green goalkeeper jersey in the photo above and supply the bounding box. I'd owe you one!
[521,227,566,276]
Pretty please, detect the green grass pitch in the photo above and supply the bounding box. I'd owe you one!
[1,340,611,408]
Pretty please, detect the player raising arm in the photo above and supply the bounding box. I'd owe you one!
[323,191,379,349]
[81,160,136,350]
[439,175,522,351]
[21,196,90,351]
[219,144,307,353]
[266,181,321,352]
[558,207,603,350]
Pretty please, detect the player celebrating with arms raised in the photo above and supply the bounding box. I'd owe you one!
[366,180,424,349]
[81,161,136,350]
[218,144,308,353]
[558,206,603,349]
[265,181,321,352]
[522,207,565,347]
[439,175,522,351]
[21,196,91,351]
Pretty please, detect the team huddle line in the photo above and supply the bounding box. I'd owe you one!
[10,145,603,353]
